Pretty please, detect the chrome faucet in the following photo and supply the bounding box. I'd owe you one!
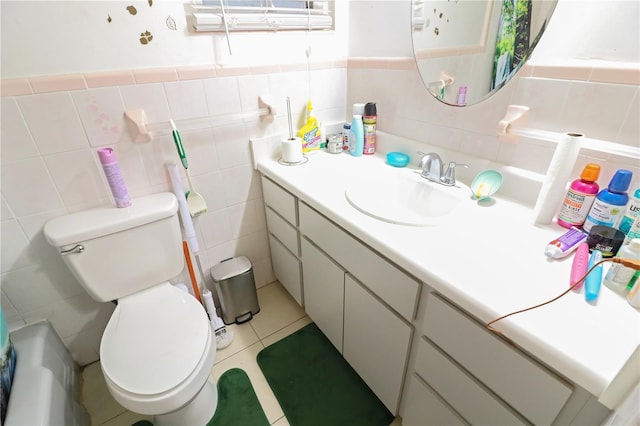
[442,161,468,186]
[419,153,468,186]
[418,152,443,183]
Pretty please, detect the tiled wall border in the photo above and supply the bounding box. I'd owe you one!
[0,59,349,97]
[347,57,640,86]
[2,57,638,97]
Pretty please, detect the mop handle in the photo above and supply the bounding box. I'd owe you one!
[183,241,202,303]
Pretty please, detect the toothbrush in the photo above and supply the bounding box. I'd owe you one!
[570,242,590,289]
[585,250,603,302]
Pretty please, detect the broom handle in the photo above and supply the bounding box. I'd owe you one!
[183,241,202,303]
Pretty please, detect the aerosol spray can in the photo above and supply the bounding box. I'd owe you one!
[363,102,377,155]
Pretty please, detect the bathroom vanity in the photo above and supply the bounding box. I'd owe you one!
[255,134,638,424]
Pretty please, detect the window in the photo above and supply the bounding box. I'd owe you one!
[190,0,333,32]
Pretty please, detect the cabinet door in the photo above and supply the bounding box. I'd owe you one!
[402,375,466,426]
[343,275,413,414]
[269,235,303,306]
[301,238,345,353]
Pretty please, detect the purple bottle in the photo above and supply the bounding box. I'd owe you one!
[557,163,600,228]
[98,148,131,208]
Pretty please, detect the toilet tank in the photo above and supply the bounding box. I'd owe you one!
[43,193,184,303]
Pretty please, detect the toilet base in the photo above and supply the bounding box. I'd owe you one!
[154,376,218,426]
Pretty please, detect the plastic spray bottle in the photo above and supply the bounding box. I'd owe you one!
[619,188,640,234]
[583,169,633,233]
[349,103,364,157]
[557,163,600,229]
[298,100,321,154]
[363,102,377,155]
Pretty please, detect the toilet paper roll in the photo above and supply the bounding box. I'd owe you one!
[281,137,303,163]
[532,132,583,225]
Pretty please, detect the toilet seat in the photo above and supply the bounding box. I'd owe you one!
[100,283,210,396]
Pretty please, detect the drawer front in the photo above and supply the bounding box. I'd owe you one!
[269,235,302,306]
[414,338,526,425]
[261,176,297,226]
[423,294,573,425]
[402,375,466,426]
[299,201,420,321]
[266,207,299,256]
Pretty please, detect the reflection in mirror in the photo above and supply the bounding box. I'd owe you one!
[412,0,557,106]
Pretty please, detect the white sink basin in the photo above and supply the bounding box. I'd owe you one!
[345,170,469,226]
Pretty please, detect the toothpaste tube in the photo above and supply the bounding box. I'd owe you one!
[544,227,588,259]
[585,250,603,302]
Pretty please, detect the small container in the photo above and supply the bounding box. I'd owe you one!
[327,134,343,154]
[457,86,467,106]
[586,225,626,258]
[603,238,640,295]
[342,123,351,152]
[211,256,260,325]
[627,276,640,308]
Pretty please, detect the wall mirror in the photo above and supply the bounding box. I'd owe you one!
[412,0,558,106]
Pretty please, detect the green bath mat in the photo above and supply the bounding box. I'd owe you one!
[131,368,268,426]
[257,323,394,426]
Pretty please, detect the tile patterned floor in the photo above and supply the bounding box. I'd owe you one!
[81,281,401,425]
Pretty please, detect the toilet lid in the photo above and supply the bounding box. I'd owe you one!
[100,283,210,395]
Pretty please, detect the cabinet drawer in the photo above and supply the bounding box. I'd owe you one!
[299,201,420,321]
[261,176,297,226]
[269,235,302,306]
[402,375,466,426]
[423,294,572,425]
[266,207,299,256]
[414,338,526,425]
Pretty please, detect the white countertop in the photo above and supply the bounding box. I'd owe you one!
[254,138,639,409]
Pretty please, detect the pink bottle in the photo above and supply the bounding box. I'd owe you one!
[98,147,131,208]
[557,163,600,228]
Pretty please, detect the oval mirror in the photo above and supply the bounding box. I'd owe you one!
[412,0,558,106]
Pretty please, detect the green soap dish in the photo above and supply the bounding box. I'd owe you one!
[386,152,410,167]
[470,170,503,200]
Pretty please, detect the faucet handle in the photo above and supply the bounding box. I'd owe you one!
[442,161,468,186]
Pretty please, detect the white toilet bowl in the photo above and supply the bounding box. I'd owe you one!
[43,193,219,424]
[100,283,218,425]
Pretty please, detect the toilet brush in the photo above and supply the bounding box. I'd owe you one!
[167,162,234,350]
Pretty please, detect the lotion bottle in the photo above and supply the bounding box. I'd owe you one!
[557,163,600,229]
[349,103,364,157]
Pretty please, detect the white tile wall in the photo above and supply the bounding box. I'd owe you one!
[1,69,346,365]
[1,57,638,367]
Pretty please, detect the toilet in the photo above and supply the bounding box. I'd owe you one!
[43,192,218,425]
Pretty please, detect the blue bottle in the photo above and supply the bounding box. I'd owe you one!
[583,169,633,233]
[349,114,364,157]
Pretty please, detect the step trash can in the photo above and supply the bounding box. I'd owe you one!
[210,256,260,325]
